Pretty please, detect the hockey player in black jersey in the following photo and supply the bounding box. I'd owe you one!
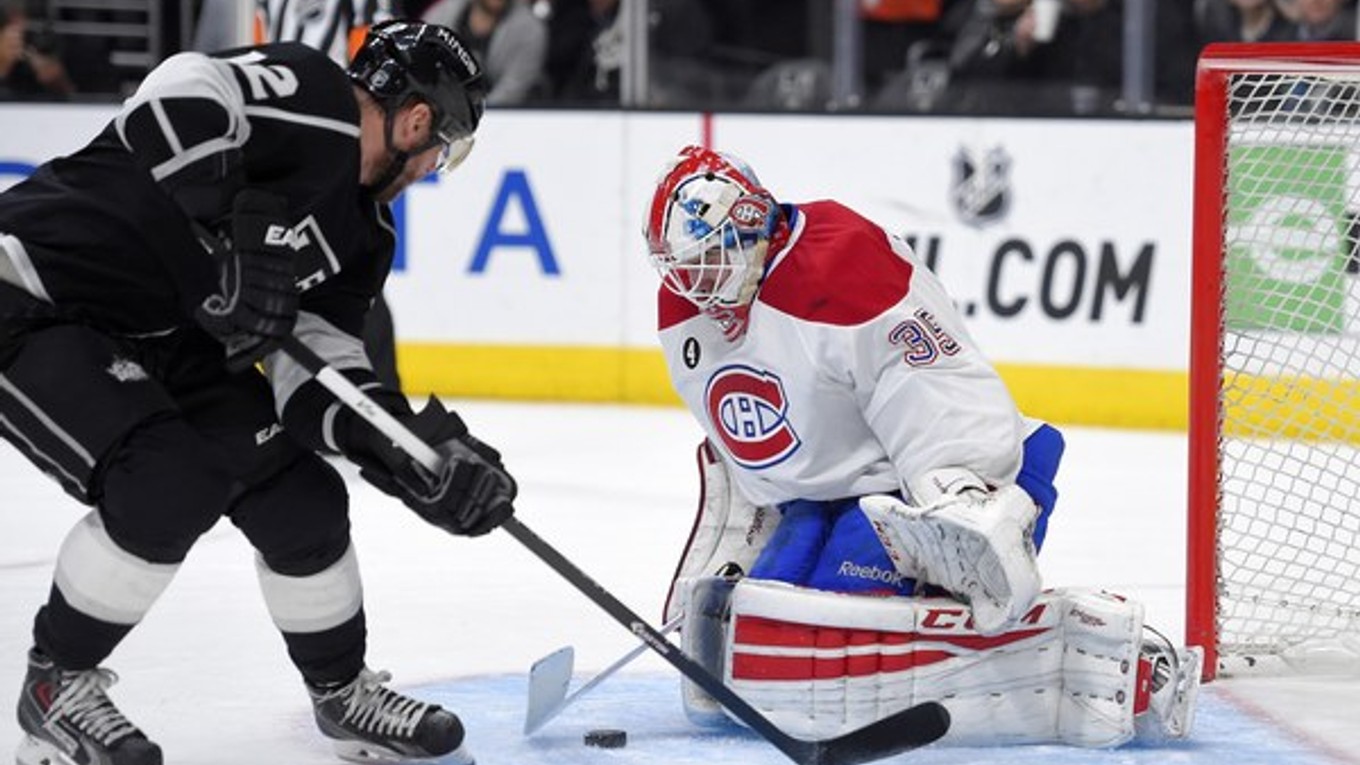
[0,20,512,765]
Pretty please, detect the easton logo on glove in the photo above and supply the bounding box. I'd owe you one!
[194,189,300,372]
[264,223,305,249]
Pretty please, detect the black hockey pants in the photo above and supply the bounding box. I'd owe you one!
[0,284,364,684]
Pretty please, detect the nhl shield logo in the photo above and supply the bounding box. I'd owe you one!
[950,146,1011,226]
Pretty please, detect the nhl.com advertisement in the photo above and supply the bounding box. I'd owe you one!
[1,105,1204,426]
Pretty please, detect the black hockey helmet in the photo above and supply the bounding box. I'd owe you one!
[348,20,486,170]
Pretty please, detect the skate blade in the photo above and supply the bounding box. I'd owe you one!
[16,734,79,765]
[333,740,476,765]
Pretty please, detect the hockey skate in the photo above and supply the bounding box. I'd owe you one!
[1136,631,1203,740]
[309,668,473,764]
[15,648,162,765]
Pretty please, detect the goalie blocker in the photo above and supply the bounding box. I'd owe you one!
[665,442,1201,747]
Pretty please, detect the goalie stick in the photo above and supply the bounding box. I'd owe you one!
[278,336,951,765]
[524,614,682,736]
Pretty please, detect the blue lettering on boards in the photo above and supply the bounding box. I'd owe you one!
[470,169,559,275]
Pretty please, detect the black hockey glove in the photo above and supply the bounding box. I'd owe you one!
[194,190,299,372]
[350,396,517,537]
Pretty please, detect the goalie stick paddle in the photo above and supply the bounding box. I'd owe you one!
[278,336,952,765]
[524,614,683,736]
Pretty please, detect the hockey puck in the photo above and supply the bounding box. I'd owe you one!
[584,728,627,748]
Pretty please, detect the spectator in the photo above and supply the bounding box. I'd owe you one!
[1021,0,1126,112]
[550,0,622,104]
[649,0,726,107]
[948,0,1193,115]
[1294,0,1355,40]
[543,0,706,106]
[1198,0,1299,43]
[539,0,592,98]
[946,0,1068,113]
[860,0,949,93]
[423,0,549,104]
[1150,0,1200,107]
[0,1,73,100]
[871,2,971,112]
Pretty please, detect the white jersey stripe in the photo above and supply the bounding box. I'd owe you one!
[0,233,52,302]
[243,104,361,137]
[150,135,244,182]
[0,412,86,494]
[0,374,96,468]
[149,97,185,156]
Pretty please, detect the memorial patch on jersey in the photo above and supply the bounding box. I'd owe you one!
[682,337,701,369]
[704,365,800,469]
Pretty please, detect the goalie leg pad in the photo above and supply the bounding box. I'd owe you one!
[718,581,1155,747]
[1054,589,1144,747]
[678,575,737,727]
[663,441,779,623]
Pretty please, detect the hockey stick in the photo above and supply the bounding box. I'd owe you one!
[524,614,682,736]
[277,336,951,765]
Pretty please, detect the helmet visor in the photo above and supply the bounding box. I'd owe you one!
[434,133,476,173]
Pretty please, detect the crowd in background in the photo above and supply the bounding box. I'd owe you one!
[2,0,1359,115]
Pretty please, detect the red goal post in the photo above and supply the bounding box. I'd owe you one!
[1190,43,1360,682]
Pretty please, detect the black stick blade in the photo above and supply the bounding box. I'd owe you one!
[805,701,951,765]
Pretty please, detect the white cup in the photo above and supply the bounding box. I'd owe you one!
[1031,0,1062,43]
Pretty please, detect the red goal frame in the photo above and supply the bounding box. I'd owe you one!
[1188,42,1360,683]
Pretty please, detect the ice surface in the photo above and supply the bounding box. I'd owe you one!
[1,401,1355,765]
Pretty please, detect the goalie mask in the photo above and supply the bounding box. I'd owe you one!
[644,146,782,340]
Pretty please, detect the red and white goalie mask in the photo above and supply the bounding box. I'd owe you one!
[644,146,780,339]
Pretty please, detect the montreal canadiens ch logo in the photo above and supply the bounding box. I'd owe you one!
[705,366,801,469]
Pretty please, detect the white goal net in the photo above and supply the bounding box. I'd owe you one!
[1191,47,1360,678]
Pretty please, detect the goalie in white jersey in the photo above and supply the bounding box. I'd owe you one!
[644,145,1202,748]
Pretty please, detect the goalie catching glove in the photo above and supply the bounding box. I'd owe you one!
[346,396,517,536]
[195,189,300,371]
[860,467,1042,634]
